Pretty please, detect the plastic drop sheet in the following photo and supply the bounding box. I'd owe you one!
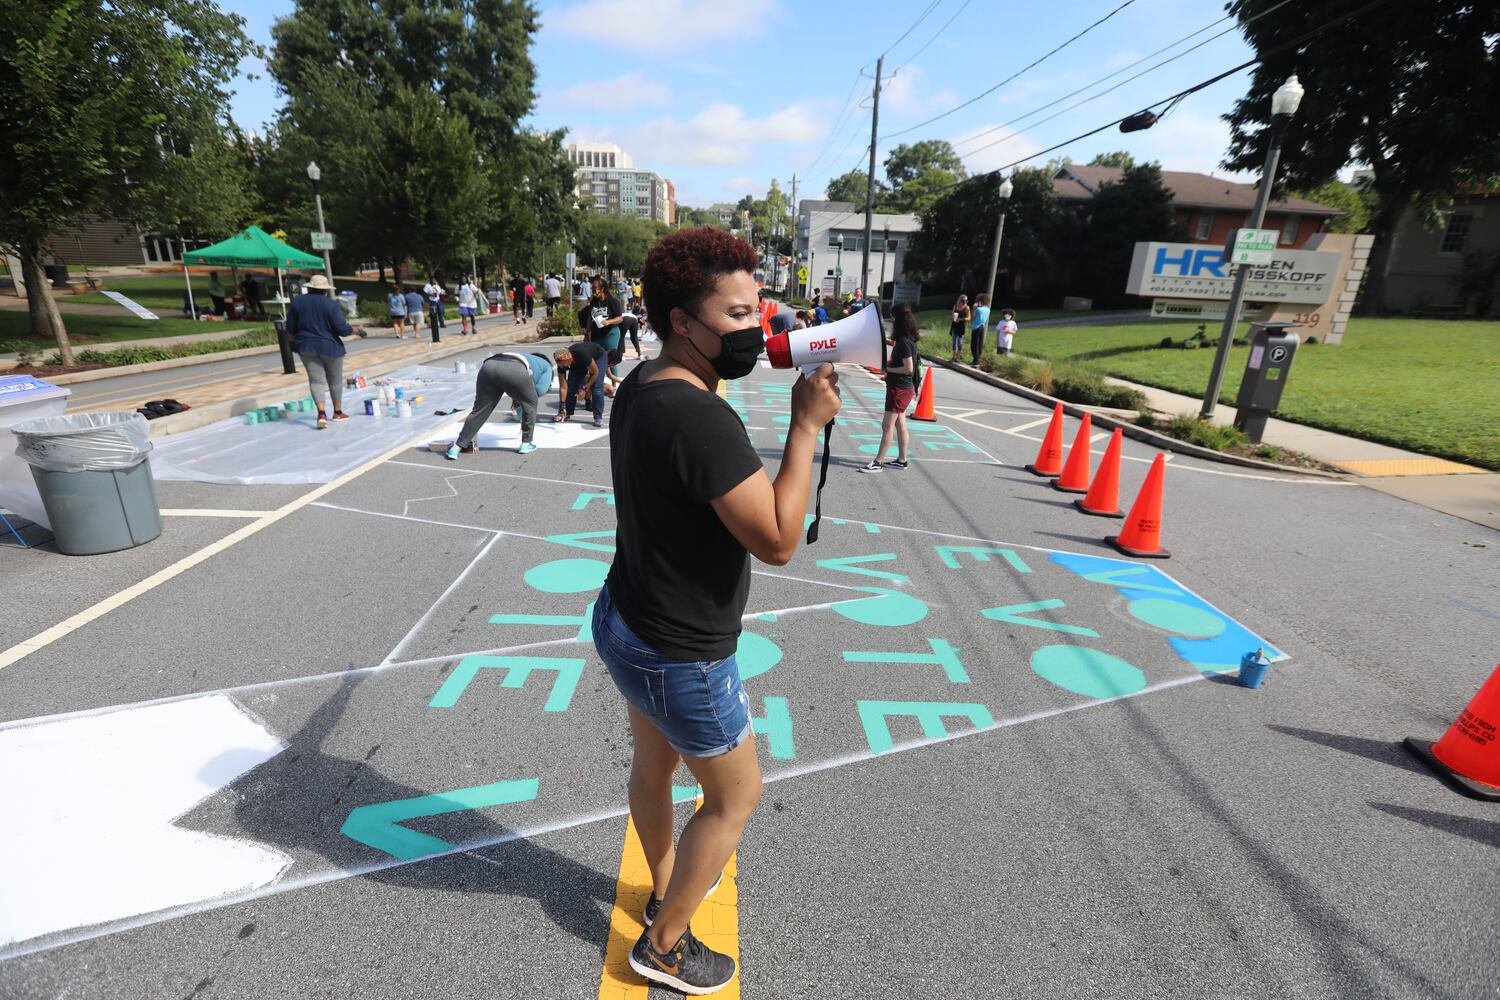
[149,365,481,486]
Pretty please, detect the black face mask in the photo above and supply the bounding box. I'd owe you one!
[685,313,763,380]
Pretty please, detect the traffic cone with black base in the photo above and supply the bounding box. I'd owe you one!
[1404,664,1500,801]
[911,367,937,422]
[1106,453,1170,558]
[1052,413,1094,493]
[1025,403,1065,476]
[1075,429,1125,517]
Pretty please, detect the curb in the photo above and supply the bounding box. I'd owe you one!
[142,324,539,438]
[44,343,283,385]
[921,354,1347,479]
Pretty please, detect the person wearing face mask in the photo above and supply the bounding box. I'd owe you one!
[595,227,840,995]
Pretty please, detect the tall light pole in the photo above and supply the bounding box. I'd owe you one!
[835,234,844,297]
[1201,75,1304,420]
[984,174,1014,306]
[306,162,335,292]
[603,244,609,284]
[878,221,891,312]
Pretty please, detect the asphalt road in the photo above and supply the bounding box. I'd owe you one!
[1,345,1495,999]
[62,312,526,411]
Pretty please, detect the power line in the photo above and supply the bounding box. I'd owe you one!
[884,0,1140,140]
[882,0,944,60]
[853,0,1399,212]
[891,0,975,75]
[952,0,1294,154]
[800,69,872,178]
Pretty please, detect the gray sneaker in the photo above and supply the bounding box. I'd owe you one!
[629,926,736,995]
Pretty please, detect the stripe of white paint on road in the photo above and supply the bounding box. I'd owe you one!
[0,425,450,673]
[158,509,269,518]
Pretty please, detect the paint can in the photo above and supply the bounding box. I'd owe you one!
[396,399,412,419]
[365,398,382,417]
[454,360,467,374]
[1237,649,1271,689]
[244,410,261,425]
[394,386,406,401]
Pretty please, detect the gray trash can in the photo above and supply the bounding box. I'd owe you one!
[12,412,161,555]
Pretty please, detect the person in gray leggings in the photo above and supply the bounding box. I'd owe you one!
[446,352,554,459]
[287,274,361,429]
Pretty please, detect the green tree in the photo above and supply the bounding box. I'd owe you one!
[676,206,727,229]
[1288,180,1373,235]
[904,167,1061,297]
[1224,0,1500,313]
[575,214,665,278]
[0,0,254,361]
[825,169,890,208]
[1088,151,1136,169]
[749,180,792,258]
[884,140,966,214]
[1070,163,1184,308]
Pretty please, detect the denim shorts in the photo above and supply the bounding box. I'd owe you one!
[592,585,752,759]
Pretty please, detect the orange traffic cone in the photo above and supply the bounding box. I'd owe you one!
[1025,404,1066,476]
[1106,453,1169,558]
[1075,429,1125,518]
[911,367,937,422]
[1052,413,1094,493]
[1405,664,1500,800]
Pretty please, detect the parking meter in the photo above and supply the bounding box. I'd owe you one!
[274,319,296,375]
[1233,321,1300,443]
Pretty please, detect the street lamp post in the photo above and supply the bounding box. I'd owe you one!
[603,244,609,285]
[835,235,844,298]
[1201,75,1304,420]
[983,175,1014,307]
[878,221,891,312]
[305,162,335,293]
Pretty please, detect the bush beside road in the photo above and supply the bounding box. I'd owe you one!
[919,315,1500,471]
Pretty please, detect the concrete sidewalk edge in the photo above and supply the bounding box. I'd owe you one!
[142,324,540,438]
[921,354,1347,479]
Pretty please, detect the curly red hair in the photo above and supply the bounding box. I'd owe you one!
[642,227,759,338]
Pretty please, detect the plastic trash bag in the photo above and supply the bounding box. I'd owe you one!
[12,412,153,472]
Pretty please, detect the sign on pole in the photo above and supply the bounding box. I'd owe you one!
[1227,228,1279,266]
[565,252,577,270]
[1148,299,1255,322]
[1125,242,1340,303]
[797,266,808,281]
[310,231,335,251]
[891,280,922,305]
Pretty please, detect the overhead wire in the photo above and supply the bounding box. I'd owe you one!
[883,0,1141,140]
[881,0,944,60]
[800,69,872,178]
[951,0,1295,153]
[891,0,976,76]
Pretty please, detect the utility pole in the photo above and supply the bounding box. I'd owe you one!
[789,174,798,297]
[859,56,883,302]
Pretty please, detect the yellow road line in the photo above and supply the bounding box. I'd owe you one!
[598,807,741,1000]
[0,426,437,671]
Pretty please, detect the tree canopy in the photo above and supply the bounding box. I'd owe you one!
[1224,0,1500,312]
[0,0,255,359]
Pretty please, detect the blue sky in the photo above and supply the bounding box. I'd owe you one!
[222,0,1275,208]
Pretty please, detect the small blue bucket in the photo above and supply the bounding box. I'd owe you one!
[1238,651,1271,689]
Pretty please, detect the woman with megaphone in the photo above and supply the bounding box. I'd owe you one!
[592,227,840,995]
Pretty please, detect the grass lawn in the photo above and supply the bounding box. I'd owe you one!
[917,315,1500,471]
[0,310,273,348]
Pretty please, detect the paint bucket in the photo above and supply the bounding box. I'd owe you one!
[283,401,298,412]
[454,360,467,374]
[364,398,382,417]
[396,399,412,419]
[1237,650,1271,689]
[394,386,406,401]
[244,410,261,425]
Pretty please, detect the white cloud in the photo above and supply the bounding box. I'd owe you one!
[548,0,776,52]
[550,72,671,110]
[725,176,755,191]
[951,124,1045,175]
[881,65,958,121]
[1133,109,1250,179]
[617,100,825,166]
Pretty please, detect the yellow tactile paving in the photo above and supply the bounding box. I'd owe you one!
[598,807,741,1000]
[1335,458,1486,477]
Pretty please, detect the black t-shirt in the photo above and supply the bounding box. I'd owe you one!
[887,336,917,389]
[582,295,623,340]
[564,340,606,376]
[606,365,763,661]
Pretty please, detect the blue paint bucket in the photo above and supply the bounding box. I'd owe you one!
[1238,650,1271,689]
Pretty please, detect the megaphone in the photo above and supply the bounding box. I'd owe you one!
[765,304,886,377]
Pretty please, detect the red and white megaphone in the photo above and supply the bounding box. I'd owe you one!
[765,304,886,377]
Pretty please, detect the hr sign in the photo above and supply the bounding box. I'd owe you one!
[1126,242,1341,304]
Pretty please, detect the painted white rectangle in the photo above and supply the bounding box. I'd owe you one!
[0,696,290,948]
[99,291,159,320]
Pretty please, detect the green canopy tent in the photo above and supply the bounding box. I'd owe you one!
[182,226,325,320]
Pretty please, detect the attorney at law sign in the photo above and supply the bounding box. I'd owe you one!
[1126,242,1341,304]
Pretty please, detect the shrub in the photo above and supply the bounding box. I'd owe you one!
[1159,336,1175,348]
[1136,412,1159,430]
[1164,413,1244,451]
[1101,385,1147,410]
[1302,336,1318,345]
[1018,360,1055,395]
[537,306,582,341]
[993,355,1031,383]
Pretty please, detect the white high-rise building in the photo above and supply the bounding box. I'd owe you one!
[566,142,675,225]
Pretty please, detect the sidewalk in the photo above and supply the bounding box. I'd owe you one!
[1105,376,1498,532]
